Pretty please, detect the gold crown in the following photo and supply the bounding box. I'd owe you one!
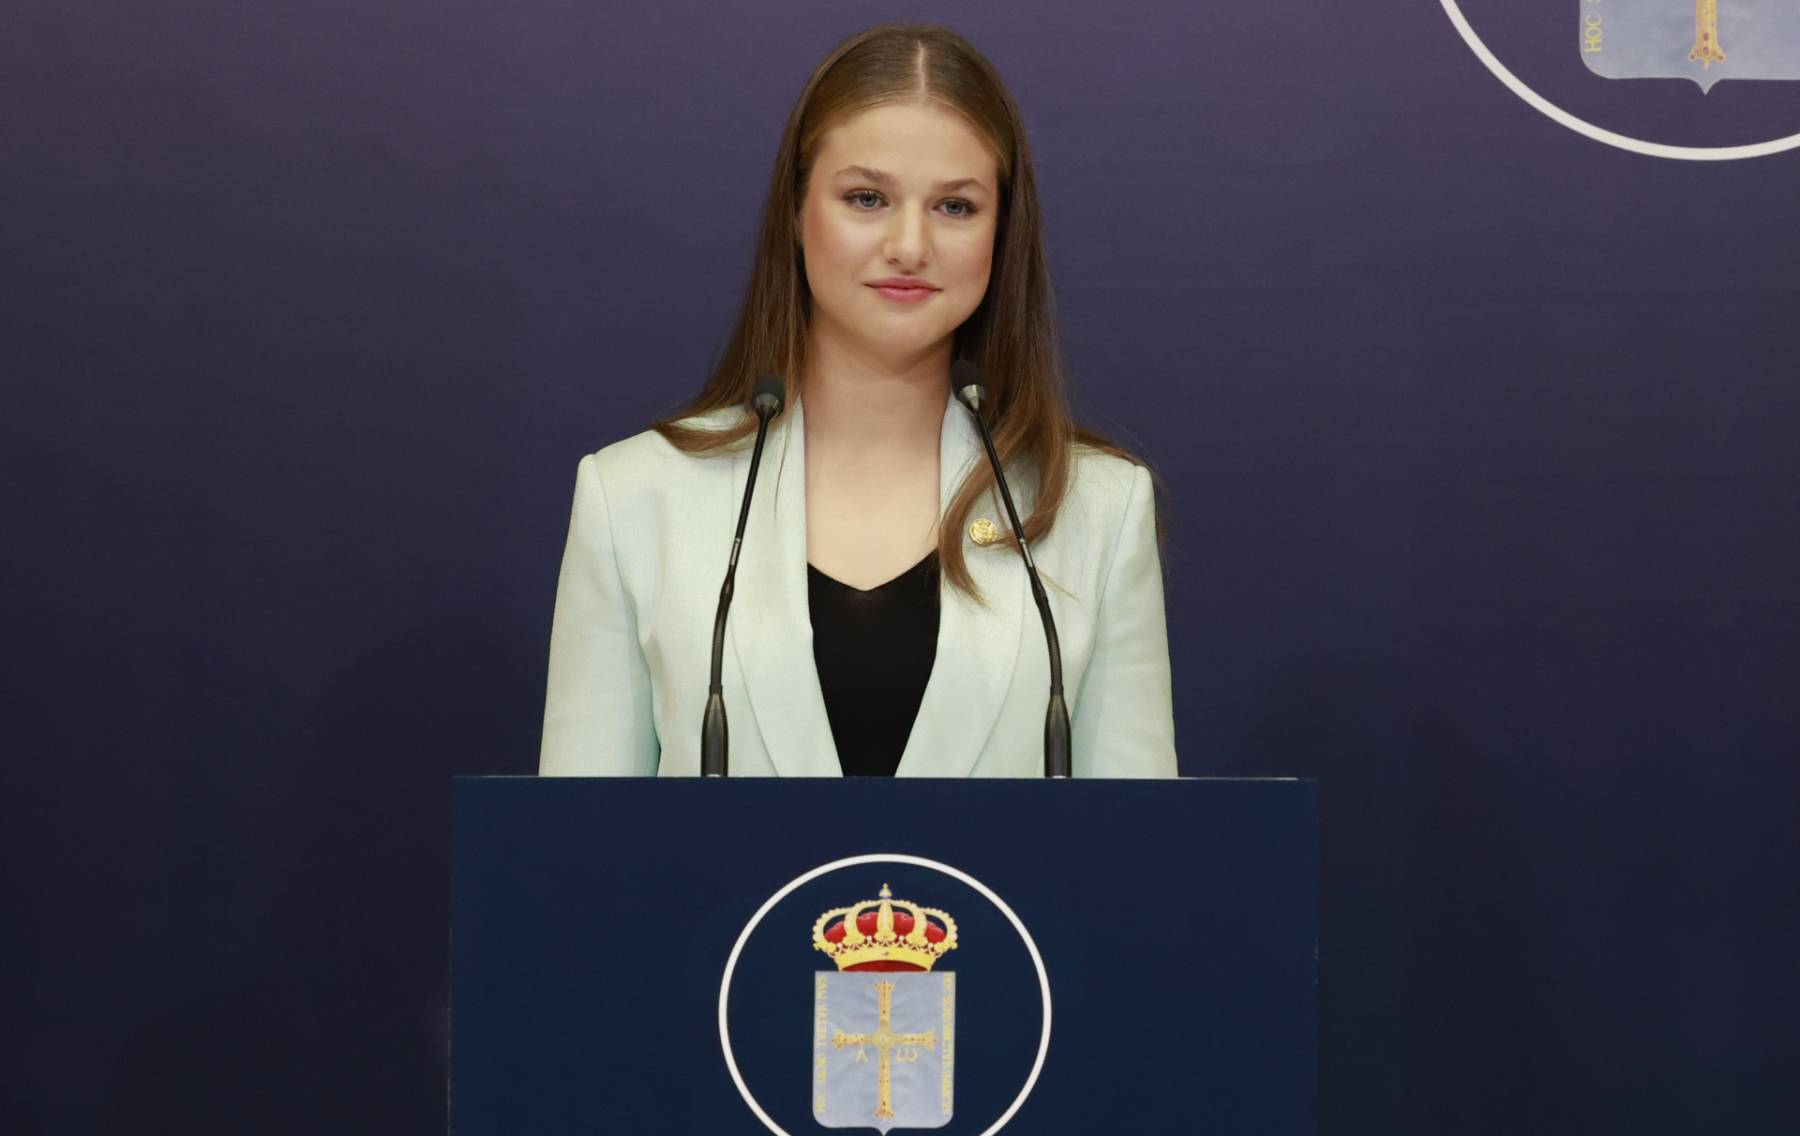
[812,883,958,971]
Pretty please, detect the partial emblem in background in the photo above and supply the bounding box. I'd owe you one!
[811,884,957,1133]
[1580,0,1800,91]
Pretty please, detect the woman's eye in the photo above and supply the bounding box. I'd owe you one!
[843,191,978,219]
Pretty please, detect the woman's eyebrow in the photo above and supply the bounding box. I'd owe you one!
[833,165,986,193]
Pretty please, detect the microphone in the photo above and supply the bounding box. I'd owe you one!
[951,359,1072,778]
[701,374,787,777]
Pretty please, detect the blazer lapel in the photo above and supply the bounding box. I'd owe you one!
[729,398,843,776]
[728,388,1028,779]
[895,392,1028,778]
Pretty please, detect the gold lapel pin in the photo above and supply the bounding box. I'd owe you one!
[968,518,1002,546]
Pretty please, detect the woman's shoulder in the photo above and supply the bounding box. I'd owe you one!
[1065,442,1151,508]
[586,406,749,469]
[579,406,749,498]
[1035,442,1155,556]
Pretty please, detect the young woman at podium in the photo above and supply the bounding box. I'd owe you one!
[539,24,1176,779]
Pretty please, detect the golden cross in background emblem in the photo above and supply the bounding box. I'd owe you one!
[1689,0,1726,69]
[832,979,938,1121]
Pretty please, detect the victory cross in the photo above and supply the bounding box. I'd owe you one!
[1689,0,1725,70]
[811,885,958,1133]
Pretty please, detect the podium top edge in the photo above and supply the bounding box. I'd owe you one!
[451,775,1316,784]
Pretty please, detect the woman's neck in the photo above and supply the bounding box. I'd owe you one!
[800,334,949,461]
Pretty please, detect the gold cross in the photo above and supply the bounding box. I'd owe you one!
[1689,0,1726,69]
[832,979,938,1120]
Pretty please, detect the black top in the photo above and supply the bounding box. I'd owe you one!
[807,551,941,777]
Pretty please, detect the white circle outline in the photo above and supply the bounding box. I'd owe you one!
[1438,0,1800,160]
[717,853,1052,1136]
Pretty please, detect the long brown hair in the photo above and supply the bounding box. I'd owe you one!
[652,22,1150,599]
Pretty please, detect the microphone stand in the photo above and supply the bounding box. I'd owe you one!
[956,376,1072,778]
[701,378,784,776]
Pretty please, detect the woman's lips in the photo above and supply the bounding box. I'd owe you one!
[868,284,938,303]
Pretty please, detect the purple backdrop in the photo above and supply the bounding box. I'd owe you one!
[4,1,1798,1132]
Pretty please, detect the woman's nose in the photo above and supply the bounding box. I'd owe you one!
[883,205,930,265]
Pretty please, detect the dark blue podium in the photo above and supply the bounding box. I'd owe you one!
[451,777,1316,1134]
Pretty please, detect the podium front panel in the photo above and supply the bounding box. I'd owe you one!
[452,777,1315,1134]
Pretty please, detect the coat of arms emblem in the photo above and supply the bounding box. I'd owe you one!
[810,884,957,1133]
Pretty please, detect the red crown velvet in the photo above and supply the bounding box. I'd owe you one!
[812,884,959,972]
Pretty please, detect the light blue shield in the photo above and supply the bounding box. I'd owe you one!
[811,971,954,1133]
[1580,0,1800,91]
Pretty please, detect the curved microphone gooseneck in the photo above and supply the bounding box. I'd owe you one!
[951,359,1072,778]
[701,374,786,777]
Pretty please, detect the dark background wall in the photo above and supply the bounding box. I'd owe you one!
[4,1,1796,1132]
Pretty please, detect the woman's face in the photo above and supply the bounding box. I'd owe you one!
[797,101,1000,369]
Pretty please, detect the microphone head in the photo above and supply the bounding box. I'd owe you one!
[951,359,987,413]
[749,374,786,417]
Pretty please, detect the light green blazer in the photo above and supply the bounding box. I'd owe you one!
[538,388,1176,778]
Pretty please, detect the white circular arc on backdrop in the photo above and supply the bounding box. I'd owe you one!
[718,853,1053,1136]
[1438,0,1800,160]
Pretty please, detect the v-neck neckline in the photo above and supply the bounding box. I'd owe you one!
[806,549,939,595]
